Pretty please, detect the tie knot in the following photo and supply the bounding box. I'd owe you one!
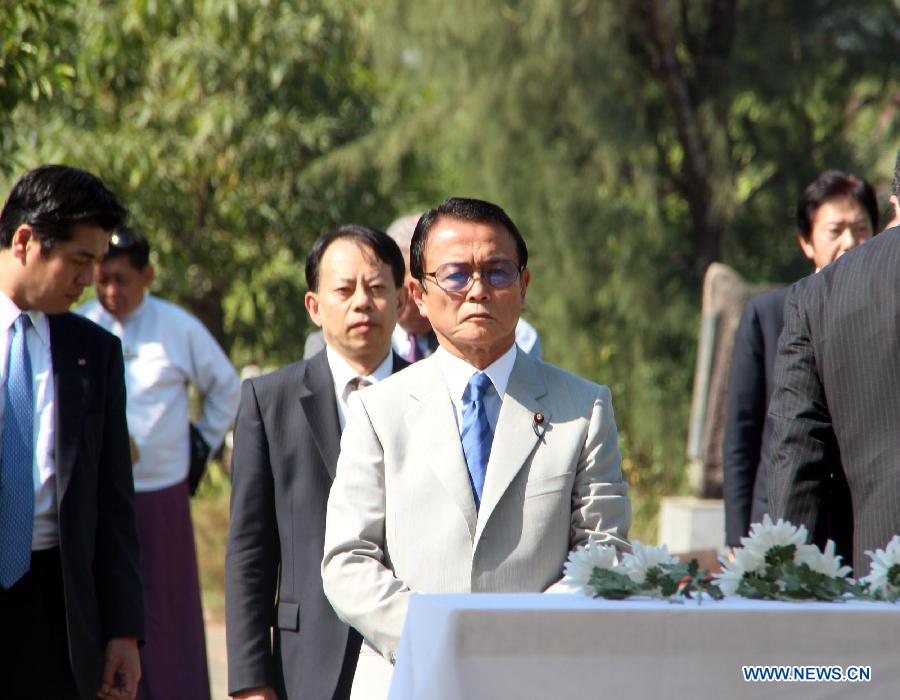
[347,376,371,393]
[466,372,492,401]
[12,314,31,334]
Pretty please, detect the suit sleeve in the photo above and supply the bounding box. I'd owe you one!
[225,379,280,694]
[95,335,145,641]
[321,393,411,662]
[569,385,631,554]
[767,284,839,544]
[722,301,766,545]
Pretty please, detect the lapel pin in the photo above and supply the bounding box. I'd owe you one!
[532,412,546,438]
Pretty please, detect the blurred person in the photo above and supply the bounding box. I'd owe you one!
[0,165,143,699]
[885,150,900,231]
[225,226,409,700]
[322,198,631,696]
[78,228,241,700]
[766,171,900,574]
[723,170,877,549]
[304,214,544,362]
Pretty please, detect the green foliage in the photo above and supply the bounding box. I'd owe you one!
[356,0,899,527]
[735,544,864,601]
[3,1,898,544]
[4,0,411,366]
[587,559,722,603]
[0,0,76,170]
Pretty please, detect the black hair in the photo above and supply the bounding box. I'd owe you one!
[797,170,879,239]
[305,224,406,292]
[409,197,528,282]
[0,164,128,249]
[103,226,151,270]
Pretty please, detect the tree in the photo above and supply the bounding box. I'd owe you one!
[5,0,410,366]
[354,0,898,535]
[0,0,75,172]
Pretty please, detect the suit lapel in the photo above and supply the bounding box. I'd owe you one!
[49,315,88,503]
[298,352,341,480]
[475,351,549,542]
[406,355,478,538]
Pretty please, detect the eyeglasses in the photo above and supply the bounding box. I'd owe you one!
[423,259,524,293]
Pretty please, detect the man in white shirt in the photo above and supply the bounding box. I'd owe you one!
[322,198,631,695]
[78,228,240,700]
[0,164,143,700]
[226,225,409,700]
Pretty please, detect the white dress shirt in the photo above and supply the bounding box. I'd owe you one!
[326,345,394,430]
[0,291,58,549]
[78,295,240,492]
[436,342,518,435]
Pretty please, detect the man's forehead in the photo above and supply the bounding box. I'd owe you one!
[321,241,389,276]
[427,217,515,254]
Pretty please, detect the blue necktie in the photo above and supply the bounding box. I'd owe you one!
[0,314,34,589]
[461,372,494,508]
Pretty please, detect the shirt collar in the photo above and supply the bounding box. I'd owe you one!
[325,344,394,395]
[437,342,518,401]
[0,290,50,347]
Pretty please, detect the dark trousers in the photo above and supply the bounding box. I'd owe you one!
[0,548,80,699]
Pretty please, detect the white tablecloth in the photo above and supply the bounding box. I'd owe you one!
[388,593,900,699]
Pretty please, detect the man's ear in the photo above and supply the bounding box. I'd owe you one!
[396,283,408,314]
[798,234,815,262]
[11,225,35,263]
[304,290,323,328]
[142,264,155,288]
[410,278,428,319]
[519,267,531,301]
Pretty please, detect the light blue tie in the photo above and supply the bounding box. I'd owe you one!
[461,372,494,508]
[0,314,34,589]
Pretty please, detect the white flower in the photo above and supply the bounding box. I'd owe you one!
[861,535,900,596]
[561,542,619,593]
[795,540,852,579]
[618,540,679,584]
[714,547,766,596]
[740,514,809,561]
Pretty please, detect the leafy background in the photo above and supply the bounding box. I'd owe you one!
[3,0,898,615]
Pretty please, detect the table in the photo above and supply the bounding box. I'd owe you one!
[388,593,900,699]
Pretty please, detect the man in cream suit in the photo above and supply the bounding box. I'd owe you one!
[322,197,631,692]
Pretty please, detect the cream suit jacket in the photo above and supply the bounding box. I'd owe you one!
[322,348,631,659]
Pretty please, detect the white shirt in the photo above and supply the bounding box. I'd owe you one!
[436,342,518,436]
[78,295,240,492]
[326,345,394,430]
[0,291,58,549]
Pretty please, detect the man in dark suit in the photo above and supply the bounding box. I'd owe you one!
[0,165,144,699]
[768,219,900,575]
[225,225,408,700]
[722,170,878,548]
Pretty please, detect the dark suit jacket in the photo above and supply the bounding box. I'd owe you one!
[768,229,900,575]
[225,350,407,699]
[48,313,144,699]
[722,287,788,546]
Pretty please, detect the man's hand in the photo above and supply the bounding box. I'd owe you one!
[232,687,279,700]
[96,637,141,699]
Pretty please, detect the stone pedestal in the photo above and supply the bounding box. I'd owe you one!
[657,496,725,554]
